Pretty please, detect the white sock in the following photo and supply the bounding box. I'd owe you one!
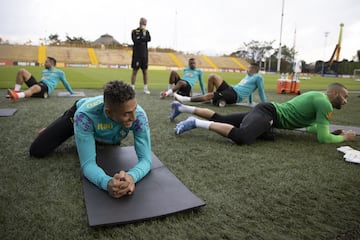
[168,84,173,90]
[14,84,21,91]
[131,85,135,90]
[179,104,195,113]
[165,89,173,96]
[175,94,191,102]
[144,84,148,90]
[195,119,212,129]
[18,92,25,98]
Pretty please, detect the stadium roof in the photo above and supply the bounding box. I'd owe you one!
[93,34,120,45]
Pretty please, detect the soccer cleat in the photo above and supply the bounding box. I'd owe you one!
[7,89,19,102]
[169,101,182,121]
[5,90,19,99]
[174,117,196,135]
[160,91,167,99]
[144,89,151,95]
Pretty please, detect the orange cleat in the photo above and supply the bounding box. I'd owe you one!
[7,89,19,102]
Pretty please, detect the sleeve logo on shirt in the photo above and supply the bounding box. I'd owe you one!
[133,112,149,131]
[74,113,91,132]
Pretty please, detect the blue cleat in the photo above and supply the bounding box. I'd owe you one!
[169,101,182,122]
[174,117,196,135]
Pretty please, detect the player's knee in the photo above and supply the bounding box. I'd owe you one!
[209,73,221,80]
[30,84,41,93]
[18,68,29,77]
[29,144,47,158]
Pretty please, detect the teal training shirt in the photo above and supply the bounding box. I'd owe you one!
[232,73,266,103]
[272,91,344,143]
[40,67,74,94]
[74,96,152,191]
[182,67,206,94]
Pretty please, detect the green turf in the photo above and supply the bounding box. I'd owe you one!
[0,66,360,239]
[1,66,360,91]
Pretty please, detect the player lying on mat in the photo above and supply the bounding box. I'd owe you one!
[30,80,151,198]
[173,62,266,107]
[170,82,356,144]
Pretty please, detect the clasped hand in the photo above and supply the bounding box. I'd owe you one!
[107,170,135,198]
[342,130,357,141]
[334,129,357,141]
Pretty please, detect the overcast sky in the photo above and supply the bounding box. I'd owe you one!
[1,0,359,63]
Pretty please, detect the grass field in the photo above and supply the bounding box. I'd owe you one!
[0,66,360,240]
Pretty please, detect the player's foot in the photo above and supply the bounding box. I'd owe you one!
[7,89,19,102]
[173,92,182,102]
[160,91,167,99]
[5,90,19,99]
[174,117,196,135]
[144,89,151,95]
[169,101,182,122]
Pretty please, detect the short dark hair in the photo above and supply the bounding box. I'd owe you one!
[47,56,56,66]
[250,62,259,68]
[327,82,347,91]
[103,80,135,106]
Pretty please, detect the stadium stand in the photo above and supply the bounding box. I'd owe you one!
[173,53,213,69]
[0,45,248,70]
[46,46,91,64]
[201,55,218,69]
[38,45,46,65]
[87,48,98,65]
[148,52,174,67]
[208,56,247,70]
[95,49,131,65]
[0,45,37,62]
[167,52,184,68]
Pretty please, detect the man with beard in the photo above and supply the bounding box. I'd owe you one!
[7,56,74,101]
[173,62,266,107]
[171,82,356,144]
[160,58,205,99]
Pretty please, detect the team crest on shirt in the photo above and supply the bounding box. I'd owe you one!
[239,78,247,84]
[326,112,333,119]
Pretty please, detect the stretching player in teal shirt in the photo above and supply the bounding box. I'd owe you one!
[30,80,151,198]
[174,62,266,107]
[171,83,356,144]
[160,58,205,99]
[7,56,74,102]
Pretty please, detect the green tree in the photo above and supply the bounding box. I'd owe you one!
[65,35,89,46]
[231,40,275,63]
[48,34,61,45]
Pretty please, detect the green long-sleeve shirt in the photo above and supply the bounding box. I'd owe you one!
[272,91,344,143]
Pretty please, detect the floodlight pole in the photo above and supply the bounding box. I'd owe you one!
[321,32,329,75]
[277,0,285,73]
